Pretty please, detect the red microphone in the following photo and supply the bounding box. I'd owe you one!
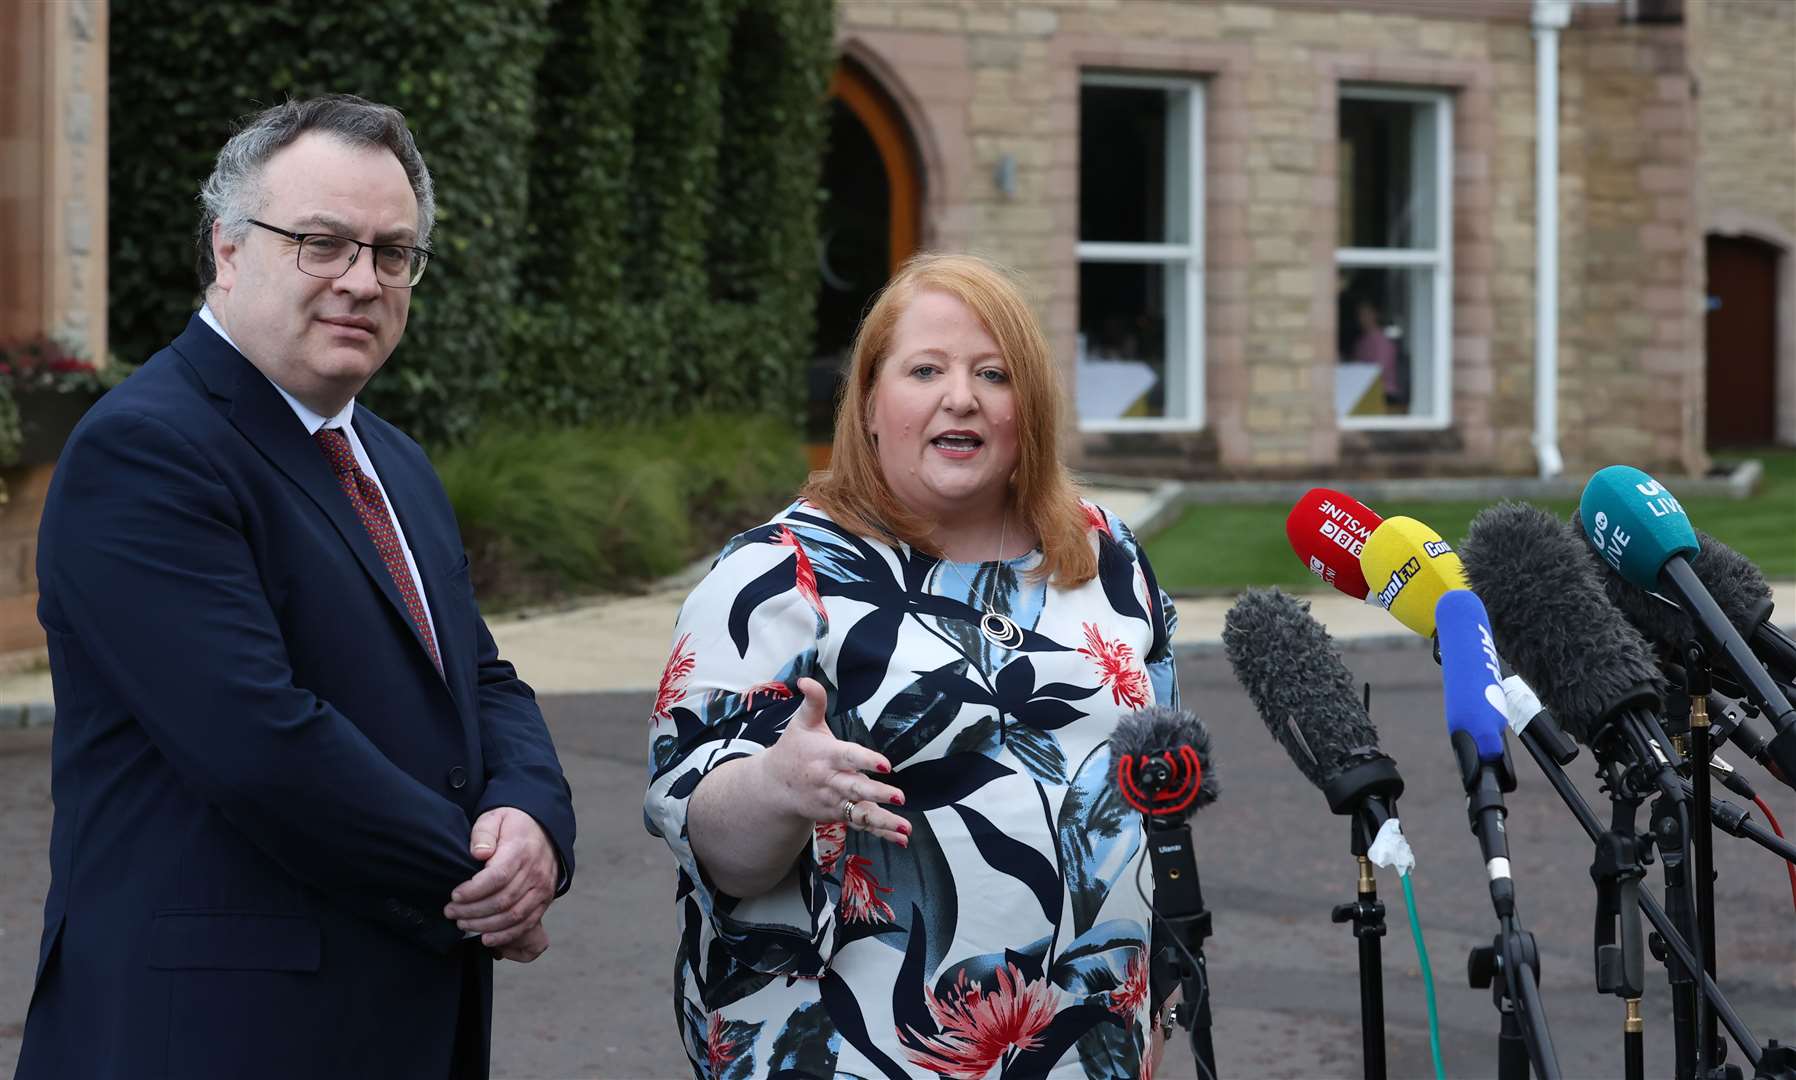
[1285,487,1383,600]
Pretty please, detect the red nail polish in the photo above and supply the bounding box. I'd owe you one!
[876,762,891,774]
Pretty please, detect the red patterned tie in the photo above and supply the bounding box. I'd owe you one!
[314,427,443,674]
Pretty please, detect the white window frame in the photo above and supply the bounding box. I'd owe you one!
[1336,85,1454,431]
[1076,73,1206,433]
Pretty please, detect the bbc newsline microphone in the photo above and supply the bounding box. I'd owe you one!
[1285,487,1384,601]
[1578,466,1796,774]
[1435,588,1521,917]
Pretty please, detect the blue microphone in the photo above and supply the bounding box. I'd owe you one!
[1436,588,1519,917]
[1579,466,1796,776]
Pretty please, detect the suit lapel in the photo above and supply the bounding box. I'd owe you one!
[174,316,446,684]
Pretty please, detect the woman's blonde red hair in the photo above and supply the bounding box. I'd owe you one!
[801,252,1096,586]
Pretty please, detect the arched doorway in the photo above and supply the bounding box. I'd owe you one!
[807,59,922,469]
[1705,234,1780,448]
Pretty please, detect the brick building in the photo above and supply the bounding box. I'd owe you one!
[813,0,1796,479]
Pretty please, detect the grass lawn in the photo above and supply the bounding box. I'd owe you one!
[1143,448,1796,595]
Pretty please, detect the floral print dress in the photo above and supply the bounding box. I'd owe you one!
[645,499,1179,1080]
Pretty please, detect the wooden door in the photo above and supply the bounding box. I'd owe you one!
[807,61,922,470]
[1704,235,1779,447]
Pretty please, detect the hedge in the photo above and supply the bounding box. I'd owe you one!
[110,0,835,446]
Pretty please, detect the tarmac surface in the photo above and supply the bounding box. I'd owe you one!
[2,482,1793,1077]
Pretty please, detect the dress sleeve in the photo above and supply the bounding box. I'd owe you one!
[643,524,836,977]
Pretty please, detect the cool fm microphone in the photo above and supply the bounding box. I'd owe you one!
[1286,487,1383,600]
[1435,587,1564,1080]
[1110,707,1220,1080]
[1223,587,1406,1080]
[1359,515,1581,766]
[1579,466,1796,779]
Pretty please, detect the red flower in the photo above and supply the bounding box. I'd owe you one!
[900,964,1061,1080]
[814,821,847,876]
[704,1011,741,1079]
[742,679,794,704]
[652,633,696,724]
[1108,952,1149,1018]
[839,854,895,924]
[1082,502,1113,537]
[770,526,826,624]
[1078,623,1149,709]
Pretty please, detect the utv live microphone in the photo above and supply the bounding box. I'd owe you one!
[1436,589,1521,916]
[1579,467,1796,775]
[1286,488,1384,600]
[1570,510,1796,693]
[1109,706,1219,1080]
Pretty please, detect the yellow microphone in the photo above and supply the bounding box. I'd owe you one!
[1359,516,1469,638]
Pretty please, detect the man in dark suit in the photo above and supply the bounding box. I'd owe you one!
[16,95,576,1079]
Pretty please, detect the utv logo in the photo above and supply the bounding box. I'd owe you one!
[1374,556,1422,609]
[1423,539,1453,559]
[1590,510,1631,571]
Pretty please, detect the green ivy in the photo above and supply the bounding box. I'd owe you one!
[110,0,835,446]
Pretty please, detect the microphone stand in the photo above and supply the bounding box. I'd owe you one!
[1512,724,1796,1078]
[1453,730,1563,1080]
[1142,812,1218,1080]
[1321,750,1403,1080]
[1588,755,1648,1080]
[1684,644,1727,1076]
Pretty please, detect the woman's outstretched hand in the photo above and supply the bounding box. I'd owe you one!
[761,678,911,847]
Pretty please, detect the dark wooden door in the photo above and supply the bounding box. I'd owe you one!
[1704,235,1779,447]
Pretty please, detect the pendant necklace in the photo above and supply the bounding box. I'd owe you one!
[941,511,1024,649]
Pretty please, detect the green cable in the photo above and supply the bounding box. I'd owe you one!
[1400,871,1447,1080]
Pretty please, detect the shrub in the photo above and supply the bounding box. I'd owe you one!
[434,415,807,609]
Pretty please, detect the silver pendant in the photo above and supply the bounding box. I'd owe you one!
[979,611,1023,649]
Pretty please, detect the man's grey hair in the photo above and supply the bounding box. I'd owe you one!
[196,94,435,289]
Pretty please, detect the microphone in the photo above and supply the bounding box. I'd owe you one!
[1459,501,1675,789]
[1221,588,1406,844]
[1355,511,1581,765]
[1285,487,1384,601]
[1222,587,1408,1080]
[1570,510,1796,695]
[1435,588,1521,917]
[1359,516,1467,638]
[1578,466,1796,775]
[1109,706,1219,1080]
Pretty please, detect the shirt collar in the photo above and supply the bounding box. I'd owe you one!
[199,303,356,435]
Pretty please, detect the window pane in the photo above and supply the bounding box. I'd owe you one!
[1080,84,1192,244]
[1335,265,1435,419]
[1077,260,1189,421]
[1338,97,1438,250]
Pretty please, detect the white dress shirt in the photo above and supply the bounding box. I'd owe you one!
[198,305,439,648]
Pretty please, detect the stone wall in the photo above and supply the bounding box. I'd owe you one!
[834,0,1714,479]
[0,1,108,663]
[1692,0,1796,445]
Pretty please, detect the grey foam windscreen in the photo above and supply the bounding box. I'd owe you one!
[1221,587,1380,790]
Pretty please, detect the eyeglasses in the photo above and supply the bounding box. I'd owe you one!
[247,219,433,288]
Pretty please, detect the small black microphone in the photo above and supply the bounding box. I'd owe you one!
[1108,705,1218,1080]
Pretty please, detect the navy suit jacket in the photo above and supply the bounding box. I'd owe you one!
[16,316,577,1079]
